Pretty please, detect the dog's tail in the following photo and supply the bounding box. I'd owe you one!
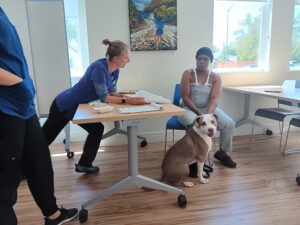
[141,175,168,192]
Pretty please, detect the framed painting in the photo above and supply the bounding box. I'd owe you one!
[128,0,177,51]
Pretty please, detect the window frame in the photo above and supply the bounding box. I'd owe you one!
[213,0,272,73]
[289,0,300,71]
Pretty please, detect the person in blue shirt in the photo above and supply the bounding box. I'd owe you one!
[0,7,78,225]
[42,39,145,174]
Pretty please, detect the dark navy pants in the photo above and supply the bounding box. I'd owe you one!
[42,100,104,167]
[0,112,58,225]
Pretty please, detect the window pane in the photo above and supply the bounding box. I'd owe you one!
[290,1,300,71]
[63,0,86,86]
[213,0,270,71]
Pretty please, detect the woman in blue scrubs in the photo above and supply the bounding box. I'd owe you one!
[0,7,78,225]
[42,39,145,174]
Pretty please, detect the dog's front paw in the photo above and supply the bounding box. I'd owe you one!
[182,181,194,187]
[199,177,209,184]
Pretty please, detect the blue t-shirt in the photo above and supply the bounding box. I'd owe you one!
[56,58,119,120]
[0,7,36,119]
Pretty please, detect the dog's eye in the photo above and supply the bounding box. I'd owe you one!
[211,120,215,124]
[201,122,206,126]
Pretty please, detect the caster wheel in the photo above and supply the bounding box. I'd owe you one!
[266,129,273,135]
[296,174,300,186]
[67,151,74,159]
[178,194,187,208]
[79,209,88,223]
[141,140,147,147]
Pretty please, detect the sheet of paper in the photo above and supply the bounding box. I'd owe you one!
[119,103,163,114]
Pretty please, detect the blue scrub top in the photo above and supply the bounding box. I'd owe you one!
[0,7,36,119]
[56,58,119,120]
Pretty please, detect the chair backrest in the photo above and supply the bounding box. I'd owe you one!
[278,99,294,106]
[282,80,296,88]
[173,84,181,106]
[278,80,300,106]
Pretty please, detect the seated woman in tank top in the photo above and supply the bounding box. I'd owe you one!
[177,47,237,177]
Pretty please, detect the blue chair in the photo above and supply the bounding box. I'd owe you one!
[164,84,186,151]
[251,80,300,153]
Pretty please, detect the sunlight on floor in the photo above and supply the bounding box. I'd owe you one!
[51,149,105,157]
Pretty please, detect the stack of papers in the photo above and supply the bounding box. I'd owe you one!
[119,102,163,114]
[89,100,113,113]
[94,106,114,113]
[88,99,107,108]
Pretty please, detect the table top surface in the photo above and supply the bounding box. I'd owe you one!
[72,103,186,124]
[224,85,300,103]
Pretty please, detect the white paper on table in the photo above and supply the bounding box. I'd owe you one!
[119,102,163,114]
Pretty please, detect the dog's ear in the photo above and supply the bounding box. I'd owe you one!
[193,116,203,128]
[212,113,218,121]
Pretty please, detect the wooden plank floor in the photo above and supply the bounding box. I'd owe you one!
[15,132,300,225]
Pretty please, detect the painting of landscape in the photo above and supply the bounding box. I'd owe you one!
[128,0,177,51]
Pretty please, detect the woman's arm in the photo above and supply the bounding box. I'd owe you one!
[110,92,126,98]
[207,73,222,114]
[93,81,145,105]
[0,68,23,86]
[180,69,203,116]
[105,95,145,105]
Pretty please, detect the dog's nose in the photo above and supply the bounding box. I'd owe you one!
[208,128,214,133]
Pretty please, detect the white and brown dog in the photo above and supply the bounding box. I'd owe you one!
[161,114,218,187]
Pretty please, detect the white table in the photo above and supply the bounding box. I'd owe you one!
[224,85,300,129]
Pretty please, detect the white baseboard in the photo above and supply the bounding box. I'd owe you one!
[44,119,300,146]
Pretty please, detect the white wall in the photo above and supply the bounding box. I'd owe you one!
[82,0,300,145]
[1,0,300,146]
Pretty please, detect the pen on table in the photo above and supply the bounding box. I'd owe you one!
[264,90,282,93]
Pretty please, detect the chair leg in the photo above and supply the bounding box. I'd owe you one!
[164,129,168,153]
[172,130,175,144]
[213,137,216,147]
[278,121,285,153]
[278,121,282,134]
[207,151,214,166]
[250,115,256,141]
[282,124,291,156]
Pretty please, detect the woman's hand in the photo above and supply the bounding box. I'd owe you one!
[196,109,204,116]
[126,97,145,105]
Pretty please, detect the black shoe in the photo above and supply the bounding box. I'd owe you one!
[188,162,198,178]
[214,150,237,168]
[75,164,99,174]
[188,163,213,178]
[20,173,26,180]
[44,207,78,225]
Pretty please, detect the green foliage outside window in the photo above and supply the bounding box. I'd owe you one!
[291,8,300,63]
[215,14,259,62]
